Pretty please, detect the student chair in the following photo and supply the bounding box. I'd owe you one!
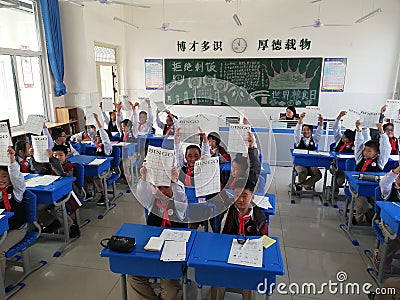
[106,146,123,202]
[72,162,89,228]
[5,190,47,298]
[329,142,336,152]
[339,159,357,217]
[255,175,266,194]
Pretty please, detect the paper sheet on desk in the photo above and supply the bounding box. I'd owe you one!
[336,154,355,159]
[160,229,191,242]
[292,149,308,154]
[25,175,60,187]
[252,195,272,209]
[0,209,4,214]
[160,240,186,261]
[88,158,107,166]
[144,237,164,252]
[308,151,331,156]
[228,238,263,268]
[0,215,4,220]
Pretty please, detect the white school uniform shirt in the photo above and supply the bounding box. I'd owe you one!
[133,108,154,135]
[97,128,112,156]
[174,140,211,170]
[156,115,180,134]
[116,111,138,139]
[8,161,26,202]
[333,119,343,145]
[42,128,80,156]
[101,111,118,131]
[354,130,390,169]
[136,179,188,221]
[294,123,323,147]
[380,171,399,200]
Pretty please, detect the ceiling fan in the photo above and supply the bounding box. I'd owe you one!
[291,2,350,29]
[67,0,151,8]
[155,0,188,32]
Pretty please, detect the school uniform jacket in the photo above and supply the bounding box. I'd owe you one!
[136,179,188,227]
[43,128,80,156]
[133,108,154,136]
[116,111,138,143]
[101,111,119,133]
[15,155,32,173]
[389,137,399,155]
[220,205,268,236]
[294,123,323,150]
[354,130,390,172]
[333,119,355,153]
[0,162,27,230]
[156,115,179,136]
[210,145,231,163]
[94,128,113,157]
[380,171,400,201]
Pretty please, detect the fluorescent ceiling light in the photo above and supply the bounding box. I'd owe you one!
[233,13,242,26]
[355,8,382,23]
[113,17,139,29]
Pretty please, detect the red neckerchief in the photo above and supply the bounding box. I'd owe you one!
[236,211,251,235]
[390,138,397,152]
[155,199,172,227]
[165,126,172,135]
[96,143,103,149]
[229,177,238,190]
[138,123,142,132]
[184,166,193,186]
[0,187,11,211]
[20,159,29,173]
[338,142,353,152]
[123,132,127,142]
[360,156,377,172]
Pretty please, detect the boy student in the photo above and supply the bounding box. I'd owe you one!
[30,144,80,238]
[332,111,356,194]
[156,109,179,136]
[226,132,260,190]
[353,120,391,224]
[99,101,118,132]
[44,126,80,156]
[208,131,231,163]
[14,140,32,173]
[116,101,138,143]
[128,165,187,300]
[293,112,324,191]
[0,146,28,278]
[212,178,268,300]
[383,123,399,155]
[70,125,97,144]
[133,98,154,135]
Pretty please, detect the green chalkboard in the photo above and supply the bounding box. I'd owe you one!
[164,58,322,107]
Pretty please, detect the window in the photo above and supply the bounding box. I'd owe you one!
[0,0,47,127]
[94,45,116,64]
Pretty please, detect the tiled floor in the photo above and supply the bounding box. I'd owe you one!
[6,166,379,299]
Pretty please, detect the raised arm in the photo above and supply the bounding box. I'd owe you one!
[156,109,164,130]
[313,114,324,144]
[334,111,346,144]
[8,147,25,202]
[95,113,112,156]
[378,123,391,170]
[294,112,305,146]
[170,166,188,221]
[380,164,400,199]
[354,120,364,163]
[174,128,184,168]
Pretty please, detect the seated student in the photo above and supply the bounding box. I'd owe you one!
[44,126,79,156]
[133,98,153,136]
[91,113,113,206]
[30,144,80,237]
[128,165,187,300]
[382,123,399,155]
[332,111,356,195]
[0,146,28,279]
[99,101,118,133]
[279,106,299,120]
[70,125,96,144]
[208,132,231,163]
[14,140,32,173]
[156,109,179,136]
[212,178,268,300]
[375,163,400,275]
[293,112,323,190]
[226,132,260,190]
[116,101,138,143]
[353,121,390,224]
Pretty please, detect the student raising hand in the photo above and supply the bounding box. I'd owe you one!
[173,128,181,145]
[298,112,306,124]
[337,111,346,120]
[318,114,324,126]
[99,101,103,111]
[7,146,16,163]
[198,127,206,143]
[115,102,122,112]
[377,122,384,134]
[248,131,254,148]
[139,165,147,181]
[171,166,178,183]
[355,120,361,132]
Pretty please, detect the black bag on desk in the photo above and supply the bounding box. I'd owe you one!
[100,236,136,253]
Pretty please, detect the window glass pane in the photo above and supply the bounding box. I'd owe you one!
[0,55,20,126]
[94,45,116,63]
[16,56,45,122]
[0,0,39,51]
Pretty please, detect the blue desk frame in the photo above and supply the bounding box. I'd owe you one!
[0,212,14,299]
[328,153,355,206]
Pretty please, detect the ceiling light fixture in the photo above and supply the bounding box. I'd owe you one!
[355,7,382,23]
[233,13,242,26]
[113,16,139,29]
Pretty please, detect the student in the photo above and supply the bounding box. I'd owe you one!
[70,125,96,144]
[91,113,113,206]
[0,146,27,279]
[133,98,153,135]
[99,101,118,132]
[332,111,356,194]
[226,132,260,190]
[213,178,268,300]
[14,140,32,173]
[116,102,138,143]
[156,109,179,136]
[293,112,323,190]
[382,123,399,155]
[208,132,231,163]
[30,145,80,237]
[44,126,80,156]
[128,165,187,300]
[353,121,390,224]
[375,163,400,274]
[279,105,299,120]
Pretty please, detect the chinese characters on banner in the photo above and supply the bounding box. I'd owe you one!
[176,38,312,52]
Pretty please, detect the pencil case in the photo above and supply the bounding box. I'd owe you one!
[358,174,380,182]
[100,235,136,253]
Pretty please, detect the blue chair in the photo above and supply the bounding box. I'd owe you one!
[330,142,336,152]
[106,146,123,202]
[256,175,266,194]
[72,162,89,228]
[5,190,47,297]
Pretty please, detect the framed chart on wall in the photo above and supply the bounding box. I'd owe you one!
[321,58,347,92]
[145,59,163,90]
[164,57,323,107]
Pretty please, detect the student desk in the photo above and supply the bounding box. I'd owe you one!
[328,153,355,206]
[187,231,284,300]
[68,155,114,217]
[366,201,400,285]
[0,212,14,299]
[24,174,76,244]
[290,149,334,203]
[341,171,385,246]
[100,223,197,300]
[73,142,138,159]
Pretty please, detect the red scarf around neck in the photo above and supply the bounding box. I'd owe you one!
[0,187,11,211]
[184,167,193,186]
[360,157,377,172]
[236,211,251,235]
[338,142,353,152]
[156,199,172,227]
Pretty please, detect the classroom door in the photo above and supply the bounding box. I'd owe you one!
[97,64,119,103]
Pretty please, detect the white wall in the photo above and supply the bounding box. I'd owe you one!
[59,0,400,122]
